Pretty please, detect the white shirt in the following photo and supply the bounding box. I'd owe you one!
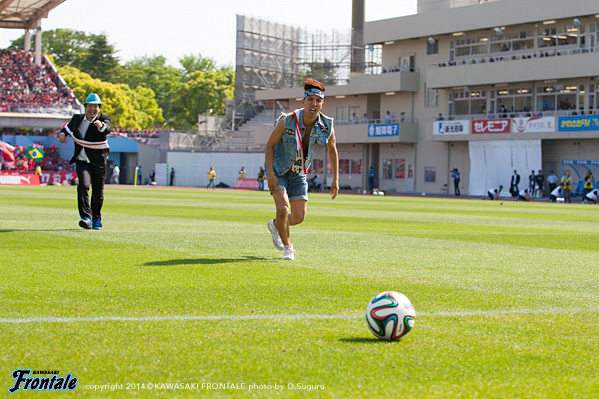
[550,186,562,197]
[586,189,598,201]
[519,188,529,196]
[76,118,93,162]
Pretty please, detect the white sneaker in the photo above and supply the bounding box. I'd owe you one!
[282,244,295,260]
[267,219,284,250]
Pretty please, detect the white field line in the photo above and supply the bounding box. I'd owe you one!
[1,307,598,324]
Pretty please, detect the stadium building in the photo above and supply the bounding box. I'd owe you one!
[253,0,599,196]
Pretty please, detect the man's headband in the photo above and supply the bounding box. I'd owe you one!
[304,88,325,99]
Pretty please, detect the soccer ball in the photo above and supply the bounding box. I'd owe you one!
[365,291,416,340]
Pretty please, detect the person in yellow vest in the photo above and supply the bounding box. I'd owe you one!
[206,166,216,188]
[35,164,42,177]
[257,167,265,191]
[583,171,594,198]
[238,166,246,178]
[561,170,572,203]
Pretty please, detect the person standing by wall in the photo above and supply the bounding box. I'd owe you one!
[368,166,376,193]
[561,170,572,203]
[265,78,339,261]
[112,164,119,184]
[583,171,594,198]
[257,167,265,191]
[547,170,558,193]
[535,169,544,197]
[169,168,175,186]
[206,166,216,188]
[510,169,520,198]
[58,93,111,230]
[451,168,461,196]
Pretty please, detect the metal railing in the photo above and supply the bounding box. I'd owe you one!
[427,47,598,68]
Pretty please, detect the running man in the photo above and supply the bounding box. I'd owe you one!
[265,79,339,260]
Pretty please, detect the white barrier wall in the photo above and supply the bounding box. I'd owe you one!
[165,152,266,188]
[469,140,542,196]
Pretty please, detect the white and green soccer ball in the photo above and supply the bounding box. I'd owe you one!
[366,291,416,340]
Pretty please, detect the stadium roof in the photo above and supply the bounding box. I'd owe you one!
[0,0,65,30]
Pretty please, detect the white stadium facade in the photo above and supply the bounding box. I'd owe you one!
[254,0,599,196]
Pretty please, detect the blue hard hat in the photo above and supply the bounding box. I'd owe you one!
[84,93,102,105]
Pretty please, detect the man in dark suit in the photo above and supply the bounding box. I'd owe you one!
[58,93,111,230]
[510,169,520,197]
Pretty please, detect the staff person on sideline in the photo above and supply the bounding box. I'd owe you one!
[265,78,339,261]
[58,93,111,230]
[484,185,503,200]
[206,166,216,188]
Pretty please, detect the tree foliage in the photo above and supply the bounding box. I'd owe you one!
[58,65,163,130]
[117,56,183,126]
[169,69,235,129]
[301,59,337,86]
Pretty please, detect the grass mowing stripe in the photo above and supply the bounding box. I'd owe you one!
[3,307,599,324]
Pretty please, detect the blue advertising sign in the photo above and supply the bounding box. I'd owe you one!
[557,115,599,131]
[368,123,399,137]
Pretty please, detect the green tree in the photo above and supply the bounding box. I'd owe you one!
[179,54,217,76]
[169,69,235,129]
[301,59,337,86]
[80,35,121,81]
[58,65,163,130]
[8,29,119,79]
[117,56,183,126]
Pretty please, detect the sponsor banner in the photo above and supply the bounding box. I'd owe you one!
[512,117,556,133]
[40,171,77,185]
[433,120,470,135]
[0,173,40,185]
[472,119,510,134]
[368,123,399,137]
[558,115,599,131]
[4,171,76,185]
[233,178,261,190]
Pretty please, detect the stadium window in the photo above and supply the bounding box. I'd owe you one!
[424,85,439,108]
[383,158,405,180]
[453,89,487,115]
[351,159,363,175]
[339,159,350,175]
[394,159,406,179]
[383,159,393,180]
[494,86,532,113]
[427,39,438,55]
[312,159,324,174]
[424,167,437,183]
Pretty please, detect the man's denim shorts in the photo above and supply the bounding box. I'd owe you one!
[276,170,308,201]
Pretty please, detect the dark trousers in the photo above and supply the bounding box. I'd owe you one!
[76,160,107,220]
[510,184,518,197]
[454,179,460,196]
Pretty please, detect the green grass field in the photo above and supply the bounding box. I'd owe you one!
[1,185,598,398]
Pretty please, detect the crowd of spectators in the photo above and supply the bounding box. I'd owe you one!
[0,49,78,112]
[8,141,72,172]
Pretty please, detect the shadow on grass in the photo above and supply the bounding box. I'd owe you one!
[339,337,402,344]
[143,256,270,266]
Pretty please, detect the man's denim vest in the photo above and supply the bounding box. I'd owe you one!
[272,109,333,176]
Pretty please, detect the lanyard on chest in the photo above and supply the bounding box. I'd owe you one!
[291,110,308,174]
[62,118,109,150]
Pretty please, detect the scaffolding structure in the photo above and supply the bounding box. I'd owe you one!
[233,15,382,124]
